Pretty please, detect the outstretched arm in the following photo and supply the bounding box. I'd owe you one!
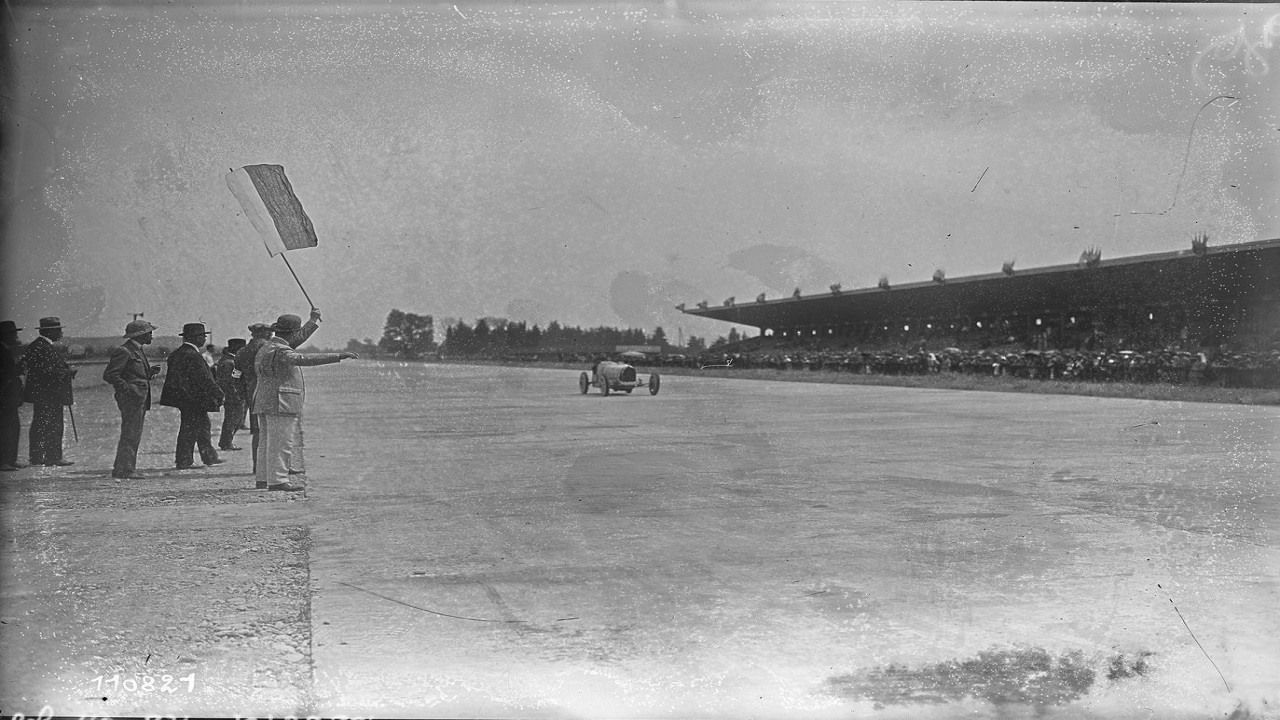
[277,348,357,367]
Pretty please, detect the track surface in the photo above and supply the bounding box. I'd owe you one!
[2,362,1277,719]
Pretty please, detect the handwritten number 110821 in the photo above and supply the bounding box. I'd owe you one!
[91,673,195,694]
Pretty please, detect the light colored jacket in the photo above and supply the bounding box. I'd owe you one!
[252,336,343,416]
[102,339,155,409]
[236,319,316,414]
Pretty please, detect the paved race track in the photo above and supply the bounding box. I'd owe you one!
[2,361,1277,719]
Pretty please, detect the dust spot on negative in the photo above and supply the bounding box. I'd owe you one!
[826,646,1096,708]
[1106,650,1154,680]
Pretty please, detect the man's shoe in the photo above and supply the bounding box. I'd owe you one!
[112,472,147,480]
[288,469,304,475]
[45,460,74,467]
[220,446,243,452]
[255,481,268,489]
[268,482,305,492]
[175,463,195,470]
[204,458,225,466]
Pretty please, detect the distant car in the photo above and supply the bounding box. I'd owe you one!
[579,360,661,396]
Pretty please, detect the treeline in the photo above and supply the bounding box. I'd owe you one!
[444,319,661,355]
[440,318,676,357]
[346,310,729,360]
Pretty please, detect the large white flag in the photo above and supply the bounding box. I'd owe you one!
[225,164,319,256]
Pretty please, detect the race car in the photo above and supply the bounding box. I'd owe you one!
[579,360,661,396]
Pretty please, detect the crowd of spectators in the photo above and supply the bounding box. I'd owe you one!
[636,339,1280,388]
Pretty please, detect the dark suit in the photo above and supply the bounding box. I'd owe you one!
[159,343,224,467]
[102,339,156,476]
[235,337,269,471]
[20,336,74,465]
[213,352,245,450]
[0,342,22,466]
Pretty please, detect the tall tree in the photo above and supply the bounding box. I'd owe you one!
[445,319,475,355]
[474,318,491,355]
[379,309,436,358]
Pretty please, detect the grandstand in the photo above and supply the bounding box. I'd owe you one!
[680,238,1280,353]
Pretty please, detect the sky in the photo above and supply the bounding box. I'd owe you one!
[2,1,1279,347]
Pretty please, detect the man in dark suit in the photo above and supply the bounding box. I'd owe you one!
[159,323,225,470]
[102,319,161,479]
[214,337,247,452]
[236,323,273,474]
[0,320,26,471]
[20,317,76,467]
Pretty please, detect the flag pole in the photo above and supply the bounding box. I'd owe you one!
[279,254,316,309]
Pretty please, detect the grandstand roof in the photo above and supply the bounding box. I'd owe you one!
[679,238,1280,330]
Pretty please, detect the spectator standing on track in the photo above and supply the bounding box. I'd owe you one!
[102,319,161,480]
[20,317,76,467]
[236,323,273,474]
[0,321,26,471]
[214,338,247,452]
[237,308,320,478]
[159,323,225,470]
[253,313,356,491]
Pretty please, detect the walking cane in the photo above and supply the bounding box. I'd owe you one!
[68,405,79,443]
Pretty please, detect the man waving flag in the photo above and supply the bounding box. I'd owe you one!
[226,164,318,257]
[226,164,319,306]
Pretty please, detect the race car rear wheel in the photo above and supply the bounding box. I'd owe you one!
[600,377,611,396]
[649,373,661,395]
[579,372,590,394]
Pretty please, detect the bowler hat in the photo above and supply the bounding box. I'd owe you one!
[38,317,62,330]
[124,319,157,338]
[271,314,303,333]
[0,320,20,334]
[181,322,209,338]
[225,338,247,352]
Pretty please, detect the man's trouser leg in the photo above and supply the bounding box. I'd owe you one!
[289,415,305,476]
[219,403,242,449]
[112,395,146,476]
[0,404,20,466]
[175,407,197,467]
[258,414,297,487]
[29,402,64,465]
[193,410,218,465]
[249,412,260,474]
[254,414,268,486]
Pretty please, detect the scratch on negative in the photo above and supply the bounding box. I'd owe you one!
[971,166,989,193]
[337,581,526,624]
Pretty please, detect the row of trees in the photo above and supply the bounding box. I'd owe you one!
[351,309,743,360]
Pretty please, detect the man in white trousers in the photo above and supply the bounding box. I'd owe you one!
[253,313,356,491]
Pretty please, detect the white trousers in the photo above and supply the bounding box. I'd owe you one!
[256,413,304,486]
